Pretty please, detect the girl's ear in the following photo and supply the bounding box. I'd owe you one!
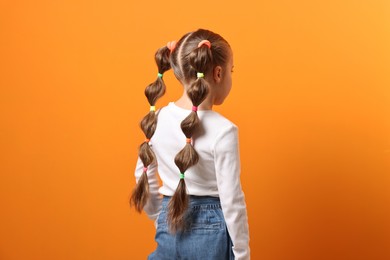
[213,65,223,83]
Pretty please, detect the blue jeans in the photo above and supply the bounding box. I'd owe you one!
[148,195,234,260]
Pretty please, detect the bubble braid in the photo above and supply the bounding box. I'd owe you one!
[167,29,230,233]
[130,46,171,212]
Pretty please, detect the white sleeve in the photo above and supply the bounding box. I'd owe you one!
[134,148,162,222]
[213,124,250,260]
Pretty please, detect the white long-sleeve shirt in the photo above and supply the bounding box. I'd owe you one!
[134,101,250,260]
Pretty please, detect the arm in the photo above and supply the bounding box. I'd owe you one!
[213,124,250,260]
[134,152,162,222]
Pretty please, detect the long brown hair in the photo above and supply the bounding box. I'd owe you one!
[129,46,171,212]
[167,29,231,232]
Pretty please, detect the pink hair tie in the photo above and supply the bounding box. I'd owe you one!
[143,167,148,172]
[167,41,177,52]
[198,40,211,49]
[192,106,198,112]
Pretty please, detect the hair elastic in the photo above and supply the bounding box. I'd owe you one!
[192,106,198,112]
[186,138,191,143]
[167,40,177,52]
[179,173,185,179]
[157,73,163,78]
[150,106,156,111]
[198,40,211,49]
[143,166,148,172]
[145,138,150,143]
[197,72,204,78]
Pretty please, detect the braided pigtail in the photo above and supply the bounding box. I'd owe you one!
[130,46,171,212]
[167,40,213,232]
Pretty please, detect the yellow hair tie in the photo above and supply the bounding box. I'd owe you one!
[150,106,156,111]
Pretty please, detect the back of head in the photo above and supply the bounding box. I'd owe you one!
[170,29,231,86]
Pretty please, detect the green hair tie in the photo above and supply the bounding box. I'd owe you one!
[179,173,185,179]
[157,73,163,78]
[197,72,204,78]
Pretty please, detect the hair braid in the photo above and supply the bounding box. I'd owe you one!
[130,46,171,212]
[167,42,213,232]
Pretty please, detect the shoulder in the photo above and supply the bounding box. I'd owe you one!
[203,112,239,153]
[202,111,238,135]
[155,103,170,116]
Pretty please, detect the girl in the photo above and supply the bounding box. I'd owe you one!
[130,28,250,260]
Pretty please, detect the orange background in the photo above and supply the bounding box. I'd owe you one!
[1,0,389,259]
